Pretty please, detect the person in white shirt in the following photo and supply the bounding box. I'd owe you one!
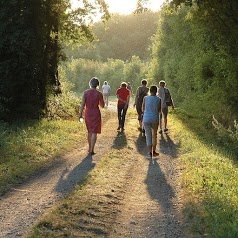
[102,81,111,107]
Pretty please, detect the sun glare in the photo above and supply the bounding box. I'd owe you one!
[71,0,165,14]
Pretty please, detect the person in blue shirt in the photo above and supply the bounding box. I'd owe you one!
[142,85,161,157]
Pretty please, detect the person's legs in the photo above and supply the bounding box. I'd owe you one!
[106,95,109,106]
[121,106,128,129]
[117,104,123,129]
[87,132,92,152]
[143,122,153,153]
[163,107,168,131]
[161,107,168,131]
[159,113,162,133]
[103,94,106,105]
[152,122,159,155]
[136,104,143,130]
[89,133,97,154]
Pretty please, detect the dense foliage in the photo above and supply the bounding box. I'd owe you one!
[0,0,109,121]
[63,56,148,94]
[148,0,238,128]
[64,11,158,61]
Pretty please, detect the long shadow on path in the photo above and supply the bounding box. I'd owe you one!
[159,132,180,158]
[55,154,95,195]
[135,133,184,237]
[111,131,127,149]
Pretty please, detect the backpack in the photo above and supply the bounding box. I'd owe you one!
[164,88,173,106]
[137,86,149,105]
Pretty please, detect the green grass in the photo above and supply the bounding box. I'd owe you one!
[0,118,86,195]
[171,111,238,237]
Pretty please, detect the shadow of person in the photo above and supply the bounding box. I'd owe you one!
[145,158,175,212]
[111,131,127,149]
[159,133,179,158]
[144,158,184,236]
[135,133,147,155]
[54,154,95,195]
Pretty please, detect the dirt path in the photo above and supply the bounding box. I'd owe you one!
[109,127,184,238]
[0,105,186,238]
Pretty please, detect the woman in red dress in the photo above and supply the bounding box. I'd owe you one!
[79,77,104,155]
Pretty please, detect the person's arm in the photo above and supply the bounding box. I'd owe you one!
[142,97,146,112]
[125,91,130,108]
[158,98,162,113]
[134,87,139,106]
[168,89,175,110]
[99,93,105,108]
[116,93,127,104]
[79,91,86,119]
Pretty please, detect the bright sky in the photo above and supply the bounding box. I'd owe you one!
[71,0,165,14]
[104,0,165,14]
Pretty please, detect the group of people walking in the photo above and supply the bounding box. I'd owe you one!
[79,77,174,157]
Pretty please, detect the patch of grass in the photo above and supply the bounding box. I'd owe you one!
[171,113,238,237]
[0,119,86,195]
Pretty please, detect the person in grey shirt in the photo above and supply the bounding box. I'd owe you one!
[158,80,175,133]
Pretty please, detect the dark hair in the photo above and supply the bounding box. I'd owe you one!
[150,85,158,94]
[89,77,100,88]
[104,81,108,85]
[141,79,147,85]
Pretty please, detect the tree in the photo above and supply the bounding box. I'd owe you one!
[0,0,109,121]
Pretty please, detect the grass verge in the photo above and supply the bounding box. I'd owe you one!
[171,111,238,237]
[0,118,86,195]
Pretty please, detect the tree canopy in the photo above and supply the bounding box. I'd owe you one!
[0,0,109,121]
[148,0,238,126]
[64,11,159,61]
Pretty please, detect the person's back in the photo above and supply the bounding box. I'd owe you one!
[158,80,174,133]
[102,81,110,107]
[143,95,160,123]
[134,79,149,131]
[102,83,110,94]
[85,89,101,110]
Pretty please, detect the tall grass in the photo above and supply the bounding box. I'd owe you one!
[172,111,238,237]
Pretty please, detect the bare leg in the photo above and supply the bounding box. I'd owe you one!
[87,132,92,152]
[90,133,97,153]
[106,95,109,106]
[164,117,168,129]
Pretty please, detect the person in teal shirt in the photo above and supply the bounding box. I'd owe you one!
[142,85,161,157]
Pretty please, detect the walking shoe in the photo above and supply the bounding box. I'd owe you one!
[159,129,162,134]
[117,127,121,131]
[153,151,159,157]
[164,128,168,133]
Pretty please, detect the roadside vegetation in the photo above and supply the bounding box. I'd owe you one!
[173,110,238,237]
